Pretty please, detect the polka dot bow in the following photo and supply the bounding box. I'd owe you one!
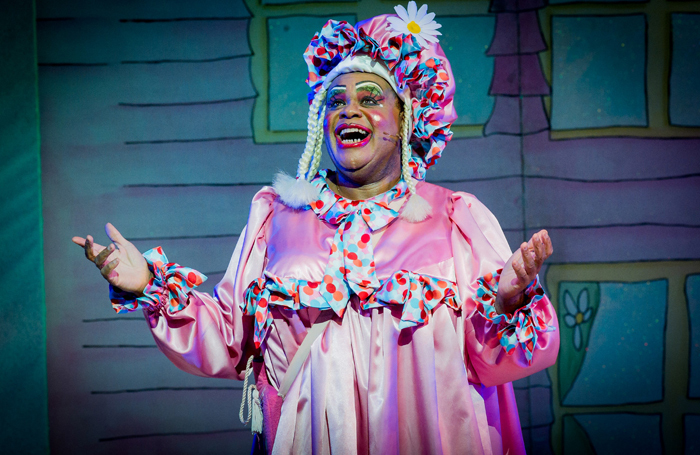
[310,170,408,316]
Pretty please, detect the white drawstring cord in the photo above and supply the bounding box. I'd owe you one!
[239,355,263,435]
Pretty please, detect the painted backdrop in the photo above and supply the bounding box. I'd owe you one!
[31,0,700,453]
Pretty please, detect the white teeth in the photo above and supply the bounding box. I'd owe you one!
[338,127,369,143]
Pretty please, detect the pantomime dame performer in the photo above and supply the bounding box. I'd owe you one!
[74,3,558,454]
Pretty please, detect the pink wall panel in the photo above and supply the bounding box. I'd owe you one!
[39,96,254,146]
[38,58,255,105]
[524,131,700,180]
[439,176,524,231]
[531,225,700,263]
[90,185,259,238]
[525,176,700,229]
[428,134,522,181]
[37,19,250,64]
[41,140,305,187]
[38,6,260,452]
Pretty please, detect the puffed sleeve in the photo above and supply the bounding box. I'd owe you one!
[449,192,559,387]
[108,187,277,380]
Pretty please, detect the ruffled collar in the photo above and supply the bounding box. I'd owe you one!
[307,169,408,226]
[299,169,408,315]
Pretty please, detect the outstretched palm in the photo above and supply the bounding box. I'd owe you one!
[72,223,151,294]
[496,230,553,314]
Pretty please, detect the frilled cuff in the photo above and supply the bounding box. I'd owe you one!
[472,269,554,363]
[109,246,207,315]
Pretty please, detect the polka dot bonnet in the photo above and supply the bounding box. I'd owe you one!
[275,2,457,222]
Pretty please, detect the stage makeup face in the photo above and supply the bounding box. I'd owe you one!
[323,72,403,186]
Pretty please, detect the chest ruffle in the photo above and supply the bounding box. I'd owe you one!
[241,270,460,349]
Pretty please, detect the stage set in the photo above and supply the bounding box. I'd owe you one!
[3,0,700,454]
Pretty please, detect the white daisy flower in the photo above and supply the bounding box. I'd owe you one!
[387,1,442,49]
[563,289,593,351]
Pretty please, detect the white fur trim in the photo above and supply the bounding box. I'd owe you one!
[273,172,320,209]
[400,193,432,222]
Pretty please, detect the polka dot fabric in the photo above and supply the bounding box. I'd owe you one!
[311,169,407,316]
[239,171,462,348]
[109,247,207,315]
[243,270,461,349]
[372,270,460,329]
[243,272,328,349]
[472,269,553,364]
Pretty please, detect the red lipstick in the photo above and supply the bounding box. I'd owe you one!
[335,124,372,148]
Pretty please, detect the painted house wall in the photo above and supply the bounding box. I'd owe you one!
[32,0,700,453]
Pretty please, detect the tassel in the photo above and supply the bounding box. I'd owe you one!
[239,355,262,436]
[273,172,320,209]
[251,388,263,435]
[400,193,432,222]
[239,356,264,435]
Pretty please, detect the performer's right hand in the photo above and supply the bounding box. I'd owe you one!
[72,223,152,295]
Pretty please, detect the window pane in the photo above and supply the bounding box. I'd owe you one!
[264,0,349,3]
[268,15,355,131]
[565,414,662,455]
[670,14,700,127]
[688,274,700,397]
[439,16,495,126]
[686,415,700,454]
[551,15,647,130]
[550,0,644,3]
[561,280,666,406]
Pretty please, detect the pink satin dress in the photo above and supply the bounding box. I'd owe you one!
[143,180,560,455]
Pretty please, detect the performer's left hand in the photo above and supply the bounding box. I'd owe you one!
[495,230,553,314]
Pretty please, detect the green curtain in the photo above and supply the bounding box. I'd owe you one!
[0,0,49,453]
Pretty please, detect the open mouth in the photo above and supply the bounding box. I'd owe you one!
[335,125,371,148]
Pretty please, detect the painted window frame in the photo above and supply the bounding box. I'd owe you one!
[545,261,700,455]
[245,0,493,144]
[539,0,700,139]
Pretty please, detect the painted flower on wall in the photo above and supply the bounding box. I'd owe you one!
[563,289,593,350]
[387,1,442,48]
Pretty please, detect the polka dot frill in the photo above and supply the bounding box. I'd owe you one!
[473,269,554,364]
[109,246,207,315]
[241,170,461,349]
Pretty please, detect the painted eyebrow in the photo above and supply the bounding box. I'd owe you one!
[328,86,346,96]
[355,81,384,92]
